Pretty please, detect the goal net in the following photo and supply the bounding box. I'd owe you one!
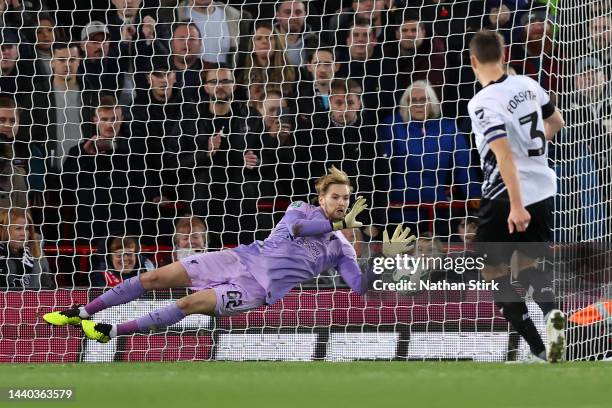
[552,0,612,361]
[0,0,609,362]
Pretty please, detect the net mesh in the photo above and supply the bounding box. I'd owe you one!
[0,0,609,362]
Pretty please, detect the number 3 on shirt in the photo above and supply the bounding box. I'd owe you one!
[519,111,546,157]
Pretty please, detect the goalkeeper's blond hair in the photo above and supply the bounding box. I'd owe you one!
[315,166,353,196]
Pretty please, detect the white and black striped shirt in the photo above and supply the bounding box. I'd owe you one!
[468,74,556,205]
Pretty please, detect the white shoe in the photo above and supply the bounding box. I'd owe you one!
[545,309,567,363]
[506,352,547,364]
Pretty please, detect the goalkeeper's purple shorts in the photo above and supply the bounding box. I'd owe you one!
[179,250,266,317]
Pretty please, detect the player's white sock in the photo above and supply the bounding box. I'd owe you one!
[78,307,90,319]
[109,325,117,338]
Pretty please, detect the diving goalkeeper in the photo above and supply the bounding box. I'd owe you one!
[43,167,414,343]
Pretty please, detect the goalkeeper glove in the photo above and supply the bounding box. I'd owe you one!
[383,225,416,258]
[331,196,368,230]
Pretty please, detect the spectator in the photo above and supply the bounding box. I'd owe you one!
[274,0,319,66]
[106,0,161,104]
[588,14,612,80]
[107,0,152,44]
[451,216,479,243]
[404,0,485,118]
[243,86,297,210]
[32,13,59,83]
[78,21,122,98]
[91,236,154,288]
[413,232,444,258]
[237,20,298,99]
[246,68,266,113]
[0,28,33,106]
[424,0,486,52]
[169,21,206,102]
[0,0,44,35]
[0,208,53,289]
[297,47,340,119]
[379,80,481,235]
[61,95,136,242]
[570,58,612,186]
[177,0,252,67]
[306,79,390,238]
[381,10,446,119]
[127,56,187,244]
[0,98,27,212]
[0,94,21,168]
[171,64,251,247]
[326,0,389,46]
[172,215,208,261]
[509,10,560,97]
[26,42,83,178]
[482,0,519,45]
[552,57,610,240]
[0,94,42,209]
[336,19,383,121]
[25,42,85,242]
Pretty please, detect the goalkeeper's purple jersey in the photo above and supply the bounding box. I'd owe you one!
[232,201,365,305]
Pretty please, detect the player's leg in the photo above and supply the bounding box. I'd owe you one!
[81,251,267,343]
[513,254,555,317]
[43,261,192,327]
[513,197,566,362]
[481,263,547,361]
[512,197,556,316]
[514,252,567,362]
[475,198,547,361]
[81,289,217,343]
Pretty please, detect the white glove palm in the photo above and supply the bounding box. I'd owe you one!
[383,225,416,258]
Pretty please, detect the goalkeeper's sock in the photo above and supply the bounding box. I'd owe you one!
[84,276,146,316]
[77,306,90,319]
[517,266,555,316]
[115,303,186,336]
[494,278,546,356]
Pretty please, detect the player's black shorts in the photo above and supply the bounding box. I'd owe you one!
[474,196,553,265]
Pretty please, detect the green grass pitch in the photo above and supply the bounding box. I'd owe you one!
[0,361,610,408]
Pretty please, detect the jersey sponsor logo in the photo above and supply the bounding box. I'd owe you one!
[473,107,495,130]
[294,237,322,262]
[291,202,303,208]
[475,114,492,130]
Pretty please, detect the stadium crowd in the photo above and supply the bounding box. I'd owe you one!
[0,0,609,289]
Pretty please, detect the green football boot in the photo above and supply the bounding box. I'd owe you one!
[81,320,112,343]
[43,305,83,326]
